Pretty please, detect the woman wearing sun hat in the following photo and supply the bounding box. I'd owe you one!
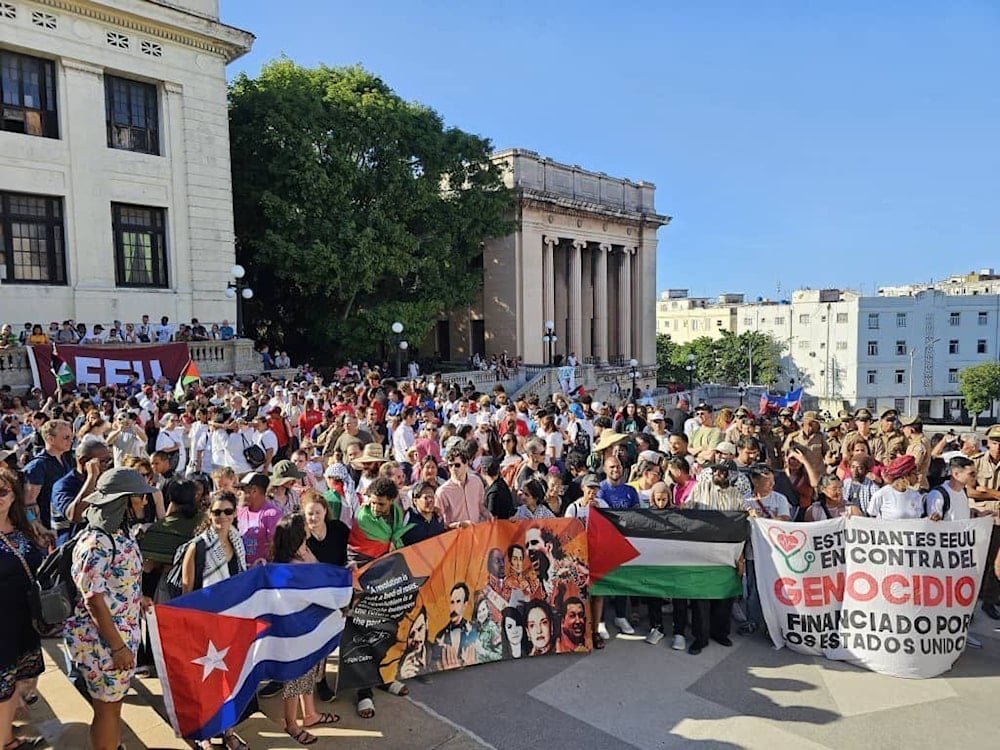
[64,467,157,750]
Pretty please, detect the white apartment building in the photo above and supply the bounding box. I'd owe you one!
[735,279,1000,420]
[0,0,253,327]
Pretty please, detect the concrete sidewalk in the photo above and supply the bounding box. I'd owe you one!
[24,643,487,750]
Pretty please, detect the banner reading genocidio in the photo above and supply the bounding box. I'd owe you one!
[338,518,590,691]
[752,516,993,679]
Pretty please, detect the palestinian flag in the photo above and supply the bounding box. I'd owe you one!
[51,345,74,388]
[347,504,414,563]
[588,508,748,599]
[174,358,201,400]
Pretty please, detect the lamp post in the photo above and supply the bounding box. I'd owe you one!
[686,352,695,392]
[738,382,746,406]
[629,358,639,400]
[542,320,557,366]
[391,321,407,378]
[224,264,254,338]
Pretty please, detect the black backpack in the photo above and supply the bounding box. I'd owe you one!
[34,527,116,626]
[573,425,592,455]
[922,484,951,518]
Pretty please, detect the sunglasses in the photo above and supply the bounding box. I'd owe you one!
[210,507,236,517]
[449,462,465,469]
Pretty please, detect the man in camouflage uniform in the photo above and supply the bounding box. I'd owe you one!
[824,419,844,456]
[900,415,932,490]
[970,425,1000,620]
[782,410,827,479]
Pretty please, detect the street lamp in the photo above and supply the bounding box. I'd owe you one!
[391,321,406,377]
[738,382,746,406]
[629,358,639,400]
[686,352,696,392]
[542,319,557,366]
[224,264,254,338]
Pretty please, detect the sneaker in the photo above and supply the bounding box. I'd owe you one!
[316,679,336,703]
[737,621,758,636]
[671,634,686,651]
[614,617,635,635]
[597,622,611,641]
[967,634,983,649]
[645,627,665,645]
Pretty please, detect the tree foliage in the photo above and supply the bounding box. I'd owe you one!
[228,60,515,361]
[656,331,784,387]
[959,361,1000,427]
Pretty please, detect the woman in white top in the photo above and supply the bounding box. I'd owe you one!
[564,474,608,523]
[866,455,924,520]
[155,413,187,475]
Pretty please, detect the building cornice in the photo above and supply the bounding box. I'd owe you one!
[34,0,254,61]
[520,188,671,229]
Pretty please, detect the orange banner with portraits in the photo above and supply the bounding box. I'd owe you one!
[337,519,591,690]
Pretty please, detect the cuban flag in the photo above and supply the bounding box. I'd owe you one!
[148,563,353,740]
[759,388,804,416]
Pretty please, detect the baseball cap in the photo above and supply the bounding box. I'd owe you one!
[238,472,270,491]
[716,441,737,455]
[582,473,601,488]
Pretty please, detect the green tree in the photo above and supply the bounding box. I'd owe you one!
[664,332,783,387]
[655,334,690,384]
[228,60,515,362]
[959,361,1000,428]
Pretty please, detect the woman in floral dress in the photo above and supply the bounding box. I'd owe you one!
[64,468,157,750]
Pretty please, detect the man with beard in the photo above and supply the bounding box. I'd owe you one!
[557,597,588,653]
[525,600,557,656]
[686,460,745,655]
[397,607,431,680]
[434,583,477,668]
[524,526,588,610]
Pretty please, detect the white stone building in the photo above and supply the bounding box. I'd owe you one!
[734,275,1000,420]
[0,0,253,327]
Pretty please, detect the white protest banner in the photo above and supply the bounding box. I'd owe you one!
[752,516,993,679]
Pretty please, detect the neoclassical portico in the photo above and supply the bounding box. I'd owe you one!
[482,149,670,366]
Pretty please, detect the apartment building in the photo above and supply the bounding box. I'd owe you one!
[655,289,742,345]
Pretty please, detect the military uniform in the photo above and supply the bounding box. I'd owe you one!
[824,419,844,456]
[782,411,828,478]
[871,409,906,464]
[901,416,932,490]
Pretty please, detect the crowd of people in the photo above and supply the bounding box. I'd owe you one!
[1,369,999,749]
[0,317,238,347]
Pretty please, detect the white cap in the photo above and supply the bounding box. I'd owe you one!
[716,441,737,455]
[650,411,666,421]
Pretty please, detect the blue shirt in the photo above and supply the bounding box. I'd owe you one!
[219,325,235,341]
[23,451,73,528]
[596,480,640,510]
[401,508,446,547]
[51,471,84,545]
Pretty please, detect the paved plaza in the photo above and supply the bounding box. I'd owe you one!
[24,608,1000,750]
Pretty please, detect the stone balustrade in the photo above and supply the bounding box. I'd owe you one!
[0,339,263,391]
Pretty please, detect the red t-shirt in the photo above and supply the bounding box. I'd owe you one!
[298,409,323,437]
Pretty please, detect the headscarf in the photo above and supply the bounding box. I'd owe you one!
[84,496,128,536]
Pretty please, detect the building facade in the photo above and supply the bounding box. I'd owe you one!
[655,290,742,344]
[732,275,1000,420]
[436,149,669,366]
[0,0,253,327]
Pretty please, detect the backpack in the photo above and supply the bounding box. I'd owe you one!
[163,537,207,601]
[241,433,266,468]
[573,425,592,455]
[34,527,116,627]
[922,484,951,519]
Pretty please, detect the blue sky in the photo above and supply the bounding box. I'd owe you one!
[221,0,1000,301]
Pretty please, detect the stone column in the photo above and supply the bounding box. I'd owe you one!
[568,240,584,359]
[618,248,634,359]
[595,243,610,363]
[542,235,557,338]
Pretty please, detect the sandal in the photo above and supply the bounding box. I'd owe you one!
[286,729,317,746]
[223,734,249,750]
[4,738,44,750]
[304,712,340,727]
[377,680,409,696]
[356,697,375,719]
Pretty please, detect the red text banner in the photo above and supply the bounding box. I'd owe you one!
[752,516,993,678]
[29,343,190,394]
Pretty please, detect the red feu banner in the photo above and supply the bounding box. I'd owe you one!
[29,343,191,394]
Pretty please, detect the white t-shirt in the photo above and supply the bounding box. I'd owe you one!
[744,491,791,520]
[255,428,279,461]
[156,428,187,474]
[866,485,924,520]
[222,429,255,473]
[564,497,608,524]
[924,483,971,521]
[188,422,213,474]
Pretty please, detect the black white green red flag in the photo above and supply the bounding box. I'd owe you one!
[588,508,748,599]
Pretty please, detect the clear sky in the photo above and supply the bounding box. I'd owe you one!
[220,0,1000,302]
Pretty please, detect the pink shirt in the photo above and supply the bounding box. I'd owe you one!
[434,474,492,525]
[237,500,282,565]
[673,478,697,507]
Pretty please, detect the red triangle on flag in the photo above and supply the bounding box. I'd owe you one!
[587,509,640,583]
[154,605,269,737]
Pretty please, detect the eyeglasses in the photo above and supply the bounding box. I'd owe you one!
[210,507,236,517]
[449,462,464,469]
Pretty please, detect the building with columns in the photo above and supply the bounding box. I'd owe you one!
[0,0,253,328]
[437,149,669,366]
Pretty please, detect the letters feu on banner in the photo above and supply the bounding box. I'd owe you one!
[29,343,191,394]
[752,516,993,679]
[338,518,590,691]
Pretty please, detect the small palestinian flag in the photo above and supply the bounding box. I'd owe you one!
[174,358,201,401]
[51,345,74,388]
[588,508,747,599]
